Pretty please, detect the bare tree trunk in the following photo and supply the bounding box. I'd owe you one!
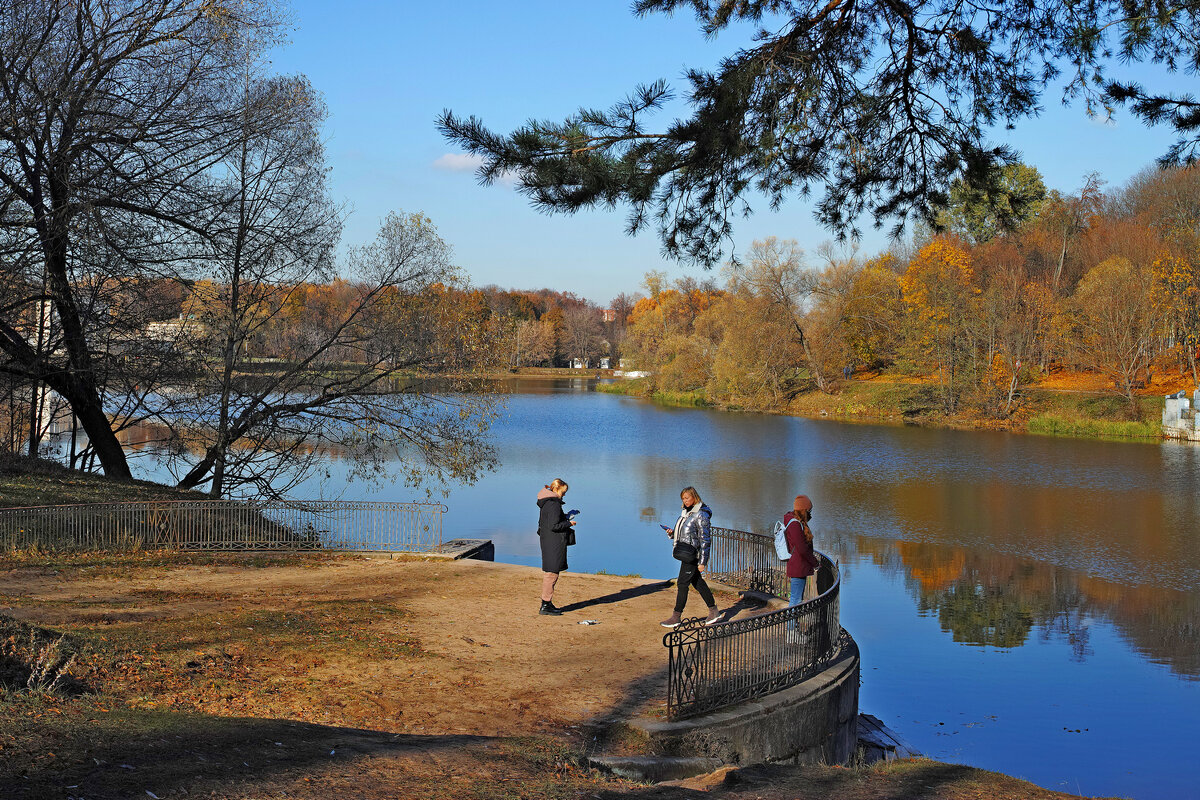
[1003,370,1019,416]
[1053,229,1068,292]
[793,320,829,393]
[27,289,49,458]
[210,113,252,499]
[39,225,133,479]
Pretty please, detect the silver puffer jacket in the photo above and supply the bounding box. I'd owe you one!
[672,503,713,565]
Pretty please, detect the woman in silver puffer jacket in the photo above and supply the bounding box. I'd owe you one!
[661,486,721,628]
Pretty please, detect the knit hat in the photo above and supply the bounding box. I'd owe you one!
[793,495,813,514]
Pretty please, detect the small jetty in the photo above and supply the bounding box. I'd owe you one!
[856,713,920,764]
[434,538,495,561]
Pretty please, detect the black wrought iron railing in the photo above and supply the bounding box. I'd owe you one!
[706,524,790,598]
[0,500,445,554]
[665,530,843,720]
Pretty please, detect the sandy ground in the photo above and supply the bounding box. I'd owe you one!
[0,555,766,737]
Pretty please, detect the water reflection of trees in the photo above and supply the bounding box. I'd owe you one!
[615,420,1198,679]
[852,537,1199,679]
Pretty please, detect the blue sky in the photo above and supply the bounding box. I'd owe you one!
[273,1,1181,304]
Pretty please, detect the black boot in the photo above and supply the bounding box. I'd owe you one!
[539,600,563,616]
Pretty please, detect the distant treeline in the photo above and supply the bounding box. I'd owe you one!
[128,282,637,372]
[621,164,1200,420]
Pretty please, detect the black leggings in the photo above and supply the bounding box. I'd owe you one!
[675,560,715,613]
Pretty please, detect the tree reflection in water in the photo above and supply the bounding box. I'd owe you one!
[852,537,1198,678]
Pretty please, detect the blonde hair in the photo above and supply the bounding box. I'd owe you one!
[680,486,701,503]
[547,478,568,493]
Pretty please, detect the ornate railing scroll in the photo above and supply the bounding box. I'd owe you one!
[0,500,445,554]
[665,532,842,721]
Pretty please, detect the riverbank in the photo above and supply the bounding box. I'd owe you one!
[0,453,205,507]
[598,371,1174,441]
[0,550,1116,800]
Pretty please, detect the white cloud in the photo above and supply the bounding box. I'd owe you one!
[433,152,486,172]
[433,152,519,186]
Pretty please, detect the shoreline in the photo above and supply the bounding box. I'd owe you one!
[595,376,1172,443]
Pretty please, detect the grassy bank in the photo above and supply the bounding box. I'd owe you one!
[0,453,203,508]
[599,377,1167,441]
[1023,390,1163,439]
[596,379,710,407]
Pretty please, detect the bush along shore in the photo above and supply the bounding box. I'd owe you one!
[598,376,1167,441]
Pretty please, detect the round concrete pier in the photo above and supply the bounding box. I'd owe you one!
[620,631,860,766]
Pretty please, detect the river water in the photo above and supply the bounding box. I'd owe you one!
[117,378,1198,800]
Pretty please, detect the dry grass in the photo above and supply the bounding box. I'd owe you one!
[0,453,204,509]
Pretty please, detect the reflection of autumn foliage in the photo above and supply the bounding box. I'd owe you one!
[854,536,1200,676]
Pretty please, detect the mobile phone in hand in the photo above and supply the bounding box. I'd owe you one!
[567,509,580,517]
[659,524,672,532]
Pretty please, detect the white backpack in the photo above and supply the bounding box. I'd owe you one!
[773,519,791,560]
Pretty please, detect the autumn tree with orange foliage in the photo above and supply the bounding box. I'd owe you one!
[828,254,904,372]
[1067,256,1167,418]
[726,238,835,393]
[613,164,1200,422]
[1127,165,1200,385]
[1154,254,1200,386]
[967,238,1060,415]
[900,239,982,414]
[625,274,724,390]
[706,291,803,409]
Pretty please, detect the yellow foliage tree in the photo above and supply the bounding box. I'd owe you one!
[1153,252,1200,386]
[900,239,981,413]
[1070,256,1166,418]
[840,255,904,370]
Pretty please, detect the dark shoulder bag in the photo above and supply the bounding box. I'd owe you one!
[672,541,697,563]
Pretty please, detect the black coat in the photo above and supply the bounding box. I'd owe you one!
[537,494,572,573]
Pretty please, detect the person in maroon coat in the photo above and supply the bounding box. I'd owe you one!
[782,494,819,619]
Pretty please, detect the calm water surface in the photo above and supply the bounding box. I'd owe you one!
[124,378,1200,800]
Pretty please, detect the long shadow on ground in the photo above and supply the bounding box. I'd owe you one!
[555,580,674,613]
[3,712,491,800]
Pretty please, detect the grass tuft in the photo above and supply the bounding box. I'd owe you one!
[1,615,88,697]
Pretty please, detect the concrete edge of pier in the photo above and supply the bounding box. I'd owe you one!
[599,632,861,776]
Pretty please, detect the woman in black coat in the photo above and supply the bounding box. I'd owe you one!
[536,478,575,616]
